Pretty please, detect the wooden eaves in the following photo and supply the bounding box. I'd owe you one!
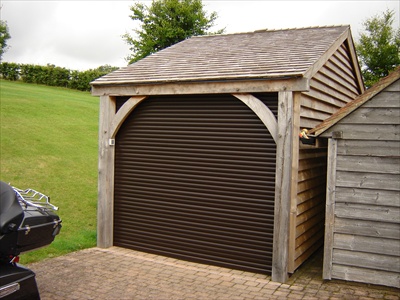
[91,75,310,96]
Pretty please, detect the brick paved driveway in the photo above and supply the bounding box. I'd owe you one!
[29,247,399,300]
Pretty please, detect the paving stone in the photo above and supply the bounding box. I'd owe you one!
[384,295,400,300]
[262,285,280,293]
[244,280,261,287]
[246,285,263,293]
[207,273,222,279]
[287,294,303,299]
[289,284,305,291]
[232,277,248,285]
[219,280,236,287]
[368,292,386,299]
[273,290,290,297]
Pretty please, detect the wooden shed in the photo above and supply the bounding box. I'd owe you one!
[310,67,400,288]
[91,26,364,283]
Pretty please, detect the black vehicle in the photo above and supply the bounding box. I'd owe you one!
[0,181,62,299]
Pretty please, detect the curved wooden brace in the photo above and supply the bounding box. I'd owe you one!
[110,96,147,139]
[232,93,278,143]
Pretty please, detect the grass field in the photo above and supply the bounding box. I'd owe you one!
[0,79,99,263]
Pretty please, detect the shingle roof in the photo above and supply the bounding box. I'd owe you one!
[92,26,350,86]
[309,66,400,136]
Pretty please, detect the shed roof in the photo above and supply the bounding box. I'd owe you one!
[92,26,351,86]
[309,66,400,136]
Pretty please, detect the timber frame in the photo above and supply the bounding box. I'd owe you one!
[96,77,308,283]
[93,26,365,284]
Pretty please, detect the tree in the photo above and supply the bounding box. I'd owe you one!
[123,0,224,63]
[356,9,400,88]
[0,19,11,61]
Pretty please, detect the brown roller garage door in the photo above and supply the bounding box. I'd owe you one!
[113,94,277,274]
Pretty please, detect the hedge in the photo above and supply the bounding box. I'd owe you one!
[0,62,118,91]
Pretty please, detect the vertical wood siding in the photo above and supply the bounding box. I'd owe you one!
[323,80,400,288]
[289,42,362,272]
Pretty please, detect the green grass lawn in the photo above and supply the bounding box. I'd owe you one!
[0,79,99,263]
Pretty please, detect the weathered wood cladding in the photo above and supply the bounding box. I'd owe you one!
[289,148,327,272]
[322,78,400,288]
[300,43,361,129]
[324,87,400,142]
[288,42,362,273]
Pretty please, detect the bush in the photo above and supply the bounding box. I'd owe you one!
[46,64,71,87]
[0,62,20,80]
[20,64,41,84]
[0,62,118,91]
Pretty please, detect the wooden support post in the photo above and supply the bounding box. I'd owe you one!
[97,95,116,248]
[323,138,337,279]
[288,93,301,273]
[272,91,294,283]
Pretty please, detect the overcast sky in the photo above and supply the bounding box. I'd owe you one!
[1,0,399,71]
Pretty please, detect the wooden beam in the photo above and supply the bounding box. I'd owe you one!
[97,95,116,248]
[232,93,277,143]
[272,91,294,283]
[91,77,310,96]
[323,138,337,280]
[345,32,365,93]
[288,92,301,273]
[110,96,147,139]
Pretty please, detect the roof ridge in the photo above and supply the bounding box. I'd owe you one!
[191,25,350,38]
[254,25,349,33]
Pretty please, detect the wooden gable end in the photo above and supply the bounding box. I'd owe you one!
[300,31,364,129]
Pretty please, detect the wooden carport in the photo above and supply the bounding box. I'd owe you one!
[91,26,364,282]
